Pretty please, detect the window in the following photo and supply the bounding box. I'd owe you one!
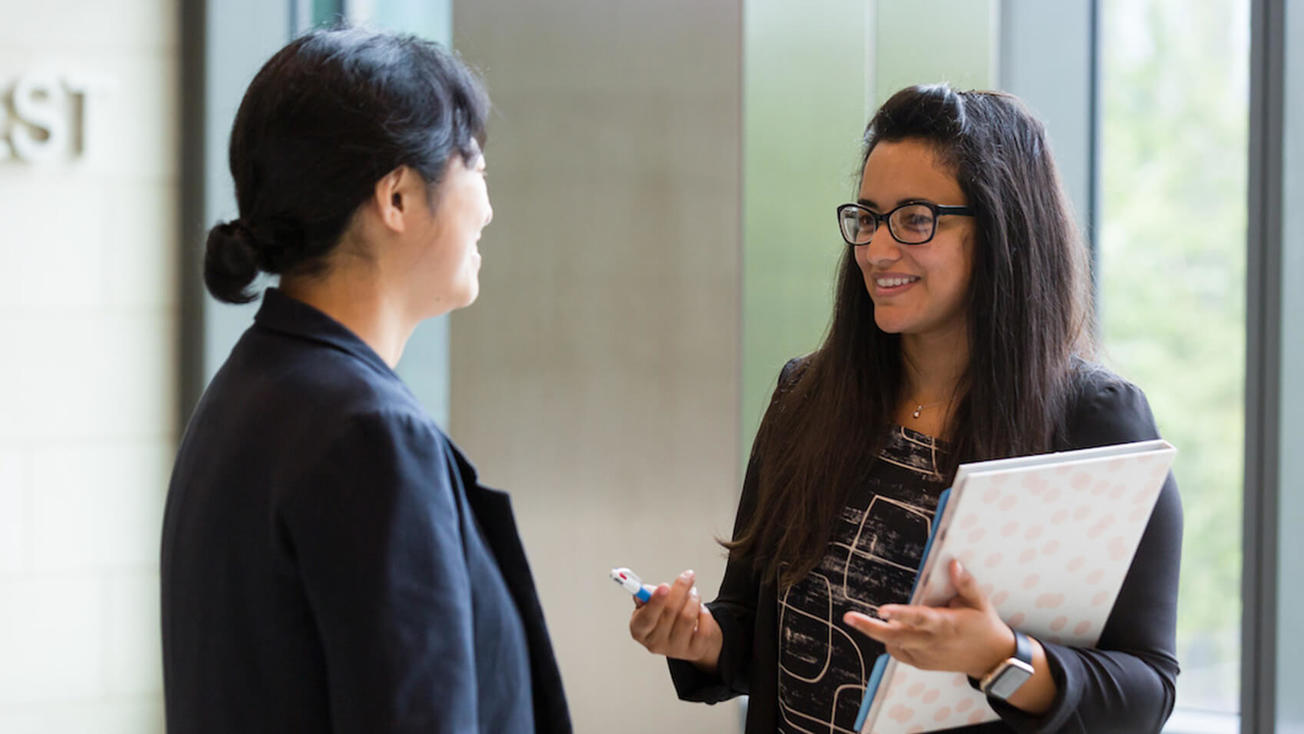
[1098,0,1248,728]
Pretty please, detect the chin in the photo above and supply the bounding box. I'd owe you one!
[457,283,480,309]
[872,311,908,335]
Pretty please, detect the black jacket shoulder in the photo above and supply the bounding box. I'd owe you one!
[1059,359,1163,450]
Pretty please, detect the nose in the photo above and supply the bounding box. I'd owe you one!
[858,219,901,267]
[483,200,493,228]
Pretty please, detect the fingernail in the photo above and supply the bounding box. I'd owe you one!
[679,569,695,582]
[690,586,700,599]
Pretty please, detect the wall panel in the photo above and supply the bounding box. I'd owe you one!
[451,2,744,731]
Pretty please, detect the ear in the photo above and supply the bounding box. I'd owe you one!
[372,166,414,234]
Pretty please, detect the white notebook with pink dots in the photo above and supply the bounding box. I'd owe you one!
[854,439,1176,733]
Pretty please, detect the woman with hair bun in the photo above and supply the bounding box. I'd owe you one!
[162,28,570,733]
[627,84,1181,733]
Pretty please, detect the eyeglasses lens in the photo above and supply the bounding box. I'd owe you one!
[889,204,936,244]
[840,207,875,245]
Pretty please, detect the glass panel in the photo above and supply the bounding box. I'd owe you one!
[874,0,999,107]
[1277,2,1304,727]
[742,0,871,448]
[313,0,343,24]
[1098,0,1248,727]
[743,0,1000,451]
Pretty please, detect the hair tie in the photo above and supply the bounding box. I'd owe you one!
[215,219,255,245]
[231,219,256,240]
[229,219,290,272]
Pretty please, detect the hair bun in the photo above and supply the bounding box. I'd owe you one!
[203,219,262,304]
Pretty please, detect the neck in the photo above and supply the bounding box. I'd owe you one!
[900,325,969,404]
[280,265,414,368]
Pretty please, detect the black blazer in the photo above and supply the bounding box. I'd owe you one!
[161,289,570,733]
[669,359,1182,734]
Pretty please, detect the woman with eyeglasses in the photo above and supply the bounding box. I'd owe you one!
[161,28,570,733]
[626,84,1181,733]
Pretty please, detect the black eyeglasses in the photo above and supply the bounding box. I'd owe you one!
[836,201,974,246]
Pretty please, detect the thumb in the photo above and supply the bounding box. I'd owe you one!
[632,585,656,609]
[949,559,986,609]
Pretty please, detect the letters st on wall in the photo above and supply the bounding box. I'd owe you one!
[1,72,103,163]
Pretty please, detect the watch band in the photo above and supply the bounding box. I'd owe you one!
[968,627,1029,689]
[1009,627,1032,664]
[975,627,1035,700]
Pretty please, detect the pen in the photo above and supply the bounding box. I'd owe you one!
[610,567,653,603]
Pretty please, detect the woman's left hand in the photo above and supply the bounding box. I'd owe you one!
[843,559,1014,679]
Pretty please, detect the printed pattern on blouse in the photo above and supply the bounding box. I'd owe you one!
[777,426,949,734]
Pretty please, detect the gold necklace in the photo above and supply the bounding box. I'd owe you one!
[910,401,943,419]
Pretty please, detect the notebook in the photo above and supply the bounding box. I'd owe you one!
[854,439,1176,733]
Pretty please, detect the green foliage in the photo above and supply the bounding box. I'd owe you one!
[1100,0,1247,711]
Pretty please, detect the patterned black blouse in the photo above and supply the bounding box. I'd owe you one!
[671,362,1182,734]
[777,425,949,734]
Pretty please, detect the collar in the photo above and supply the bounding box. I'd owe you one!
[252,287,398,379]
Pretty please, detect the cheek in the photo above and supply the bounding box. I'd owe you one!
[957,244,976,296]
[853,247,872,273]
[936,236,974,285]
[936,247,975,312]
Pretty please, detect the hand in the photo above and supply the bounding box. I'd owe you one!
[843,559,1014,679]
[628,569,723,674]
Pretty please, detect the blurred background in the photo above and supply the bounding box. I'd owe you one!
[0,0,1299,732]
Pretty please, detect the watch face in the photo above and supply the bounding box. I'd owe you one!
[987,664,1034,700]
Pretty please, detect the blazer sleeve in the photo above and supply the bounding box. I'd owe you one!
[667,449,765,702]
[993,376,1183,733]
[280,410,479,734]
[666,358,803,703]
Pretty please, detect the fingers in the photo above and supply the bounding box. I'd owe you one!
[843,611,884,648]
[843,606,938,646]
[667,583,703,647]
[843,610,897,643]
[877,604,936,629]
[643,570,696,651]
[628,570,697,655]
[685,603,720,663]
[628,583,671,642]
[948,559,986,609]
[845,609,940,670]
[631,584,656,609]
[845,610,925,666]
[884,643,918,667]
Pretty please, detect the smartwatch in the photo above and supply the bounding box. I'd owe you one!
[977,627,1035,701]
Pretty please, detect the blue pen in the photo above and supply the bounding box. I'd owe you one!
[610,567,653,603]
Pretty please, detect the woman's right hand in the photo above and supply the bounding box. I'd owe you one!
[628,569,723,674]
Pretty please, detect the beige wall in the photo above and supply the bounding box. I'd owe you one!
[451,1,744,731]
[0,1,178,732]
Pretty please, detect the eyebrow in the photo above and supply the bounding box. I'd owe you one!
[857,196,933,210]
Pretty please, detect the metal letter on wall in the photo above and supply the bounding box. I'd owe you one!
[1,72,100,163]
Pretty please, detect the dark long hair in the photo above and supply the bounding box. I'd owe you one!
[203,27,489,304]
[727,84,1095,588]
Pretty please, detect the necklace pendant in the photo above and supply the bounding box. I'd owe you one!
[912,404,922,419]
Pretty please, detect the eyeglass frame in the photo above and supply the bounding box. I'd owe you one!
[835,201,975,246]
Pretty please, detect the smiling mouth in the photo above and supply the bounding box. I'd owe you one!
[875,275,920,288]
